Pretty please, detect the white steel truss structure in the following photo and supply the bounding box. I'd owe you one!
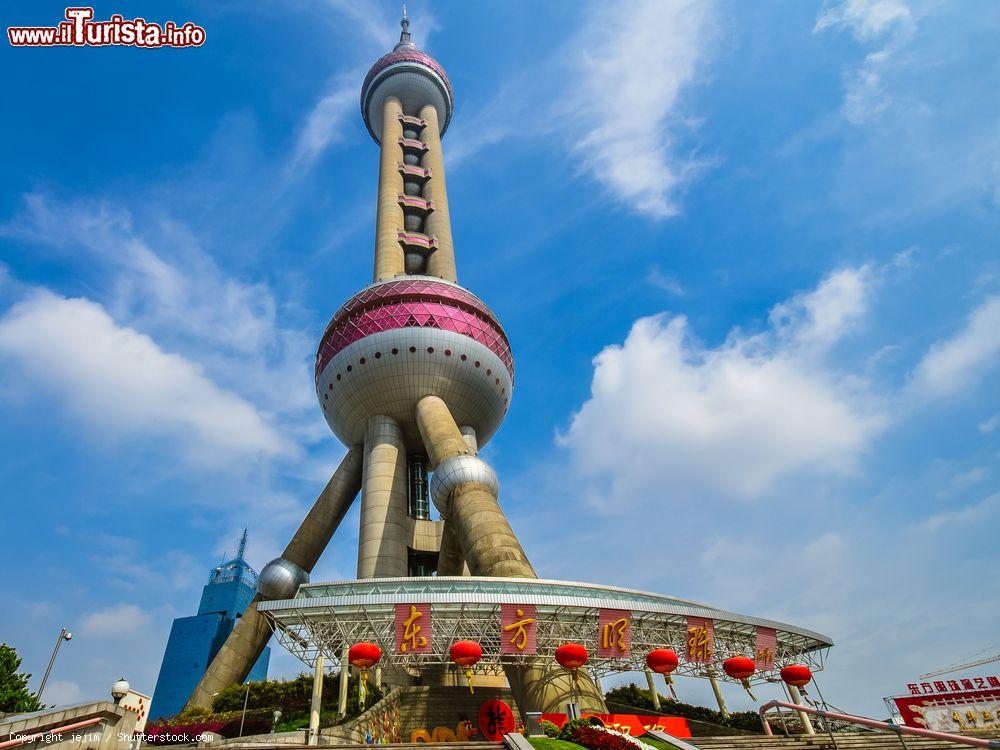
[257,577,832,685]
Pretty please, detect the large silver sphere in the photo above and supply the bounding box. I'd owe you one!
[430,454,499,514]
[258,557,309,600]
[316,278,514,452]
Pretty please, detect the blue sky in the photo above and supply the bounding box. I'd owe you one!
[1,0,998,718]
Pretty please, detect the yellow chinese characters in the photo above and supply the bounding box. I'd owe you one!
[602,616,630,654]
[401,605,428,653]
[687,625,712,662]
[503,608,535,651]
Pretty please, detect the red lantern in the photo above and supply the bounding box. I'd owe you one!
[555,643,588,693]
[780,664,812,688]
[449,640,483,693]
[646,649,679,699]
[349,642,382,670]
[349,642,382,707]
[723,656,756,700]
[555,643,589,670]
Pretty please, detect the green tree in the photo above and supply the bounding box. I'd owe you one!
[0,643,43,714]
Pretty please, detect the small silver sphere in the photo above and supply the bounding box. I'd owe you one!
[258,557,309,600]
[430,454,499,514]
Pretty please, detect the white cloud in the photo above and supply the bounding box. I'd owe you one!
[559,266,884,497]
[2,194,321,441]
[815,0,913,40]
[910,296,1000,397]
[287,75,359,175]
[815,0,915,124]
[919,492,1000,533]
[564,0,716,218]
[646,265,686,296]
[980,413,1000,434]
[0,290,294,464]
[79,603,152,637]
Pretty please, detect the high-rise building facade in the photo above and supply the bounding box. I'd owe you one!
[150,531,269,720]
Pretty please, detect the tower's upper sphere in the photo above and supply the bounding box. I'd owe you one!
[360,15,454,143]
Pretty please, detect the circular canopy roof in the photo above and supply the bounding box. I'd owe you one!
[257,576,832,683]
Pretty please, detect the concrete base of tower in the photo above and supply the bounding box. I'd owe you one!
[507,663,607,715]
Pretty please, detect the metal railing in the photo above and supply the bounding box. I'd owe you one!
[759,700,1000,750]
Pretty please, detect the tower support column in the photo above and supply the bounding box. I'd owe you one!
[374,97,406,281]
[709,673,730,719]
[308,654,324,746]
[184,448,364,712]
[419,105,457,282]
[414,395,606,714]
[357,415,410,578]
[645,668,661,710]
[788,685,815,734]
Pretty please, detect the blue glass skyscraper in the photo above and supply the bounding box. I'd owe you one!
[149,530,270,720]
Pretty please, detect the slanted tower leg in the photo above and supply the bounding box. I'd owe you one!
[357,416,409,578]
[436,426,477,576]
[184,447,364,711]
[415,395,607,714]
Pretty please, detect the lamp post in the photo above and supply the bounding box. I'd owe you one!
[111,677,130,704]
[272,709,282,734]
[37,627,72,704]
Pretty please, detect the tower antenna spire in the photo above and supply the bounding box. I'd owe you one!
[236,527,247,562]
[399,2,412,46]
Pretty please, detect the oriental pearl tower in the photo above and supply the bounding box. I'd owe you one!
[184,9,607,715]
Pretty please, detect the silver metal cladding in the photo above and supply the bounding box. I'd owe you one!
[429,454,499,514]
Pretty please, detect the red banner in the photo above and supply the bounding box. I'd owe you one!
[395,603,432,654]
[893,688,1000,730]
[686,616,713,664]
[754,626,776,670]
[541,714,691,739]
[598,608,632,658]
[501,604,537,655]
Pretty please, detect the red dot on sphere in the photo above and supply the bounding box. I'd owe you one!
[427,347,434,353]
[555,643,588,670]
[409,346,416,353]
[449,640,483,667]
[646,649,679,674]
[392,348,399,355]
[349,642,382,670]
[474,361,480,368]
[723,656,756,680]
[346,365,352,372]
[336,374,342,380]
[461,354,467,361]
[359,357,366,365]
[780,664,812,687]
[375,352,382,358]
[444,349,452,356]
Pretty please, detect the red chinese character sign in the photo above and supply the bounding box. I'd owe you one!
[395,603,432,654]
[754,626,776,670]
[598,609,632,658]
[501,604,537,655]
[479,699,516,741]
[686,616,713,663]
